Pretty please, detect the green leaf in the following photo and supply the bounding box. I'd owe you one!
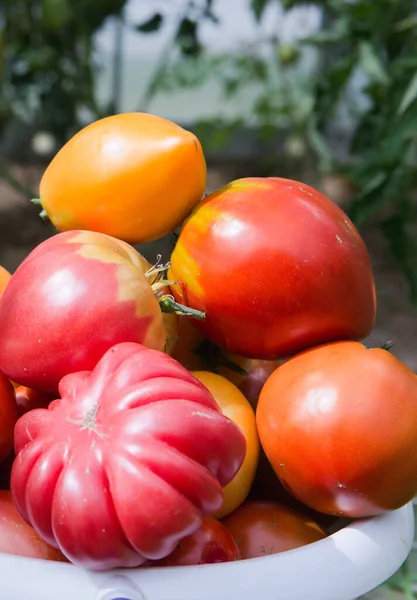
[176,18,201,56]
[307,121,333,172]
[250,0,270,22]
[397,72,417,116]
[136,13,163,33]
[302,18,348,45]
[358,41,389,86]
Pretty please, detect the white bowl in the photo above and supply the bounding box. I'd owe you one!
[0,503,414,600]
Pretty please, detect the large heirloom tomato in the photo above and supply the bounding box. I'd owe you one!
[257,341,417,518]
[0,230,167,392]
[37,113,207,244]
[0,491,66,562]
[151,516,240,566]
[0,371,18,463]
[191,372,259,518]
[221,501,326,559]
[11,342,246,570]
[169,178,376,359]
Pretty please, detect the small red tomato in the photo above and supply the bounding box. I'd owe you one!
[15,386,55,417]
[151,516,241,566]
[221,501,327,559]
[257,341,417,517]
[169,177,376,359]
[0,371,18,463]
[0,490,67,562]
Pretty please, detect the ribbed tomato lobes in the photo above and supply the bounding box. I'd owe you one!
[168,177,377,359]
[0,230,167,392]
[11,342,246,570]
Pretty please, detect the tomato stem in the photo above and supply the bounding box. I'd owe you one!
[159,295,206,320]
[31,197,42,205]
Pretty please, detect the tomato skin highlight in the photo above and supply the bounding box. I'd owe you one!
[10,342,246,571]
[191,371,260,518]
[39,113,207,244]
[151,516,241,566]
[169,177,376,359]
[221,501,327,559]
[256,340,417,517]
[0,230,166,392]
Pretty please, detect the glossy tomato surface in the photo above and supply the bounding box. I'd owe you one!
[0,490,67,562]
[169,177,376,359]
[151,516,240,566]
[221,501,326,559]
[0,371,18,463]
[257,341,417,517]
[0,230,166,392]
[11,342,246,570]
[192,371,259,518]
[39,113,207,244]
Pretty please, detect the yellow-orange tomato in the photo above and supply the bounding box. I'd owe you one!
[38,113,207,244]
[0,266,11,295]
[191,371,259,518]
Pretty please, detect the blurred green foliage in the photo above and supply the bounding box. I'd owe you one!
[1,0,417,303]
[0,0,126,144]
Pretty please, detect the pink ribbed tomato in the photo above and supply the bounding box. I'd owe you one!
[11,342,246,570]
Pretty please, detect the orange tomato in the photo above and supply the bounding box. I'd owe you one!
[38,113,207,244]
[191,371,259,518]
[0,266,11,295]
[171,316,207,370]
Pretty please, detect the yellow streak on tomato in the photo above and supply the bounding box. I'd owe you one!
[69,232,166,350]
[168,240,204,302]
[192,371,260,519]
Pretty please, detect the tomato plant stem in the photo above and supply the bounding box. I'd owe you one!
[159,295,205,320]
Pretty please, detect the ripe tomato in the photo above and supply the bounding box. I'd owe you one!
[15,386,55,417]
[151,516,240,566]
[0,266,11,295]
[0,371,18,464]
[171,319,279,408]
[11,342,246,570]
[37,113,207,244]
[257,341,417,518]
[191,371,259,518]
[219,353,282,410]
[0,491,67,562]
[221,501,326,559]
[168,177,376,359]
[0,230,167,392]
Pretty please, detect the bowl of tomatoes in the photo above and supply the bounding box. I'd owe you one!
[0,112,416,600]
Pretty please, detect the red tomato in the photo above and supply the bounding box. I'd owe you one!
[0,230,167,392]
[0,490,67,562]
[0,371,18,464]
[257,341,417,517]
[11,342,246,570]
[168,178,376,359]
[221,501,327,559]
[38,113,207,244]
[15,386,55,417]
[151,516,240,566]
